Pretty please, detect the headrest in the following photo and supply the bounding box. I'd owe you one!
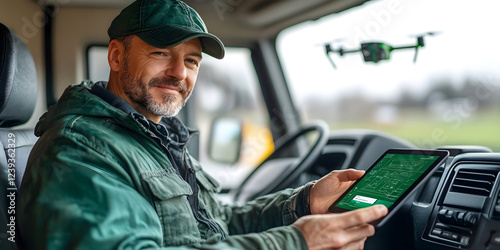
[0,23,37,127]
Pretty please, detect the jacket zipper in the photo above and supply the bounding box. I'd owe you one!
[183,132,227,239]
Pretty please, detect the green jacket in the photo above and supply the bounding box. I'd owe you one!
[18,81,310,249]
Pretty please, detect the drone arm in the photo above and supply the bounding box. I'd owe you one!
[394,36,425,63]
[391,45,418,51]
[325,44,337,69]
[413,47,419,63]
[326,54,337,69]
[340,48,362,55]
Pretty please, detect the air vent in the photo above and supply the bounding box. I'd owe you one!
[450,169,497,197]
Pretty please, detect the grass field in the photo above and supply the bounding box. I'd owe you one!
[329,108,500,152]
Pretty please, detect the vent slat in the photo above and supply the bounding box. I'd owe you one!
[454,177,492,185]
[459,170,496,178]
[451,184,490,193]
[450,169,498,197]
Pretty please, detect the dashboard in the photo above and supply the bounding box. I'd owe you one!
[310,130,500,250]
[417,152,500,250]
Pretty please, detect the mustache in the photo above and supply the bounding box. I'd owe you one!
[148,78,188,95]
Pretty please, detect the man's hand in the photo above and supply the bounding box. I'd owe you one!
[309,169,365,214]
[293,205,388,250]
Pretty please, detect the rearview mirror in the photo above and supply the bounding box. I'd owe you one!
[208,117,242,164]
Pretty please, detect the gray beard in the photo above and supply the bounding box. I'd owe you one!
[145,92,189,117]
[120,57,190,118]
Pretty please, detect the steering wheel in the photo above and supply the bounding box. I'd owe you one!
[232,120,329,204]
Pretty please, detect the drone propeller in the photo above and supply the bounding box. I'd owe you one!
[315,38,346,46]
[409,31,441,62]
[411,31,442,37]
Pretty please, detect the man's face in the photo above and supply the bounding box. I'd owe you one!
[119,36,202,118]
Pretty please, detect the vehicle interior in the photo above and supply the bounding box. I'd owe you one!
[1,0,500,249]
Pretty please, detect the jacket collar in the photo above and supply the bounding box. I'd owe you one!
[35,80,196,143]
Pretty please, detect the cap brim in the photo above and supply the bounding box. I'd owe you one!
[136,26,225,59]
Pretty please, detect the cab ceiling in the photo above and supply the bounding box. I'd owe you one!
[36,0,369,46]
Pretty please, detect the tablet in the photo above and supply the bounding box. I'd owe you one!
[328,149,449,227]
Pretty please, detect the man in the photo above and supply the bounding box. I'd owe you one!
[18,0,387,249]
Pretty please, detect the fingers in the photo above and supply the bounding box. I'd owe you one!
[337,237,368,250]
[330,223,374,249]
[310,170,368,215]
[337,205,388,229]
[334,169,365,182]
[323,209,381,249]
[294,205,388,249]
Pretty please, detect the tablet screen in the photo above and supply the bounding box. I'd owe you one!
[328,149,449,225]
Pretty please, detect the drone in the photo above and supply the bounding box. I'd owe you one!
[324,32,439,69]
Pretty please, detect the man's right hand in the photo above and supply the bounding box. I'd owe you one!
[293,205,388,250]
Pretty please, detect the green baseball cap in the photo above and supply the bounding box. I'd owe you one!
[108,0,225,59]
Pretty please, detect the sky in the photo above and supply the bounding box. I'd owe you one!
[277,0,500,103]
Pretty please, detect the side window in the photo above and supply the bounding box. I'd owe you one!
[86,45,110,82]
[194,48,272,190]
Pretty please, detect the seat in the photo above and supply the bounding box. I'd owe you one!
[0,22,38,249]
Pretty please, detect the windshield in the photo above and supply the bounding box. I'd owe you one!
[277,0,500,151]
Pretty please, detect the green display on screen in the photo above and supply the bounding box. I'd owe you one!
[335,153,440,210]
